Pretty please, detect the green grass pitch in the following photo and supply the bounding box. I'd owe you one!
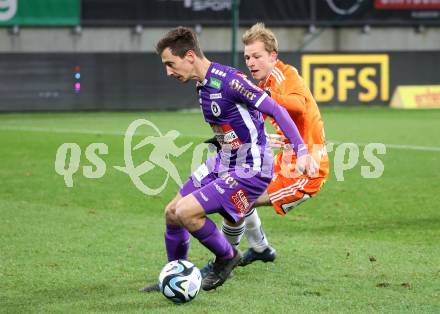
[1,107,439,313]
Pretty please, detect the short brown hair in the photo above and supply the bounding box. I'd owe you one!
[156,26,204,58]
[242,23,278,53]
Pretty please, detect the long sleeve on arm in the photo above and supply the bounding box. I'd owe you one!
[257,93,308,157]
[263,63,309,117]
[271,91,306,117]
[226,71,308,156]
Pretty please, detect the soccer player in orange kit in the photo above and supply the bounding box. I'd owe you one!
[205,22,329,269]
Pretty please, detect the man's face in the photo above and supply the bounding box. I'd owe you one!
[244,41,277,81]
[161,47,194,83]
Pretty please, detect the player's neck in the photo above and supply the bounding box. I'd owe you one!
[193,57,211,82]
[263,61,278,83]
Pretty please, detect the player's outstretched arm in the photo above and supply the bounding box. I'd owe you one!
[270,68,307,116]
[271,90,306,116]
[257,94,318,177]
[226,72,317,177]
[257,93,307,157]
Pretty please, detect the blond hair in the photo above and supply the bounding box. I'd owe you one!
[242,23,278,53]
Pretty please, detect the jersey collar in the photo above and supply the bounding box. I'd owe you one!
[201,62,216,86]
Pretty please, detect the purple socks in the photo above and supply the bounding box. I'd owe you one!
[164,224,190,261]
[165,219,234,261]
[191,218,234,260]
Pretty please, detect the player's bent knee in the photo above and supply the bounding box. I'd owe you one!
[165,193,182,211]
[165,206,178,225]
[164,192,183,224]
[174,200,191,222]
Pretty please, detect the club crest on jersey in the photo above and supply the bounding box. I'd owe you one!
[211,101,221,117]
[209,77,222,90]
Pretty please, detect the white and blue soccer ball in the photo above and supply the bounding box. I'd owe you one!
[159,259,202,304]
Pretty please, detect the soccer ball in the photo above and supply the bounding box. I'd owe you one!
[159,259,202,304]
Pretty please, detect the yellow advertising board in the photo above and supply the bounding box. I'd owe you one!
[390,85,440,109]
[301,54,389,105]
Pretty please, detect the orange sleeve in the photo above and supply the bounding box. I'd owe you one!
[270,67,307,117]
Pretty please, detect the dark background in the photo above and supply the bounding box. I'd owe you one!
[1,51,438,112]
[81,0,440,26]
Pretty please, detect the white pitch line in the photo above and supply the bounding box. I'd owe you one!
[0,125,126,136]
[328,140,440,152]
[0,125,206,138]
[1,125,439,152]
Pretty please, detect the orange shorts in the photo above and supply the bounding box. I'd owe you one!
[267,154,327,215]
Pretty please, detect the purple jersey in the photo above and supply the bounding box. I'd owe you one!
[197,62,271,173]
[197,62,307,174]
[179,62,306,222]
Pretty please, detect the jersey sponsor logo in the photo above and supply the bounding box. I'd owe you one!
[223,129,238,143]
[211,101,221,117]
[302,54,389,105]
[214,182,225,194]
[209,77,222,90]
[220,172,238,189]
[210,93,222,100]
[229,79,257,100]
[199,191,209,202]
[211,124,242,149]
[236,73,262,91]
[230,189,250,215]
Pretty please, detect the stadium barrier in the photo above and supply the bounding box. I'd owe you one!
[0,51,439,112]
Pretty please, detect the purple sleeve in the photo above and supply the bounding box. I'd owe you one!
[257,93,308,157]
[226,72,308,156]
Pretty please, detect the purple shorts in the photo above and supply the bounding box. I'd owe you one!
[180,157,272,223]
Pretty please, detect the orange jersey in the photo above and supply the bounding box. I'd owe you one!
[260,60,329,179]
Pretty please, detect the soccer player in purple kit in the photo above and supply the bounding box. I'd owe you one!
[140,26,317,292]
